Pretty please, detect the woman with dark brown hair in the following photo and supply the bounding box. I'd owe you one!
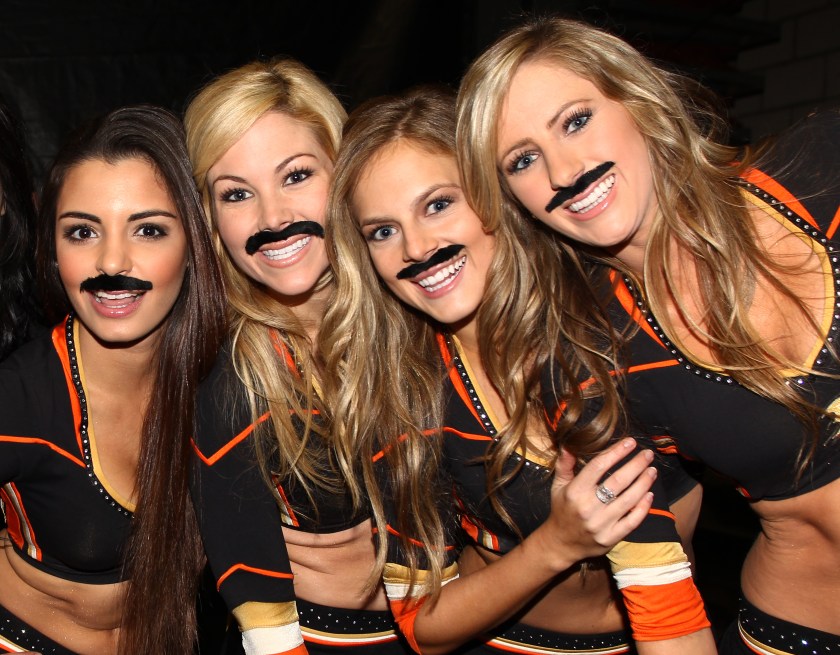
[0,105,226,654]
[0,95,42,361]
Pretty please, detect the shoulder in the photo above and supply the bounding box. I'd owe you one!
[751,109,840,230]
[0,327,70,432]
[194,339,253,451]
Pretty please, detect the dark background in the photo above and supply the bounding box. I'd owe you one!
[2,0,836,638]
[2,0,837,183]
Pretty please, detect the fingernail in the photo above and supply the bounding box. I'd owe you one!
[643,449,654,461]
[647,466,658,478]
[622,437,634,448]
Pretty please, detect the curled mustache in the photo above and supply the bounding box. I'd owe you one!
[545,161,615,213]
[397,244,465,280]
[80,274,153,293]
[245,221,325,255]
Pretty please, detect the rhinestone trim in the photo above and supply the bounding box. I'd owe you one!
[620,180,837,388]
[65,314,133,518]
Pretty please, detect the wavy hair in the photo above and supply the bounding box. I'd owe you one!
[458,16,825,470]
[36,105,227,653]
[184,59,356,513]
[322,89,454,594]
[0,97,40,357]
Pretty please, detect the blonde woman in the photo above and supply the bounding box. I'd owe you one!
[457,16,840,655]
[323,88,714,655]
[185,60,407,655]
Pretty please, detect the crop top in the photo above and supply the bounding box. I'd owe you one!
[191,331,368,654]
[595,112,840,501]
[0,316,133,585]
[383,333,709,648]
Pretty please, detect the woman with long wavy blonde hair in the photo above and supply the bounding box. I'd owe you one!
[458,15,840,655]
[184,59,410,655]
[324,87,714,655]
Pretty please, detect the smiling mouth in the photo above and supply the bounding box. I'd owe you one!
[416,255,467,292]
[91,290,145,307]
[567,174,615,213]
[261,236,311,261]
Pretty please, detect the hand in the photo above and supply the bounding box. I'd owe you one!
[530,438,656,571]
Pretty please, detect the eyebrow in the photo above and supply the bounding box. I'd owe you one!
[497,98,588,162]
[211,152,314,187]
[57,209,178,222]
[356,182,458,228]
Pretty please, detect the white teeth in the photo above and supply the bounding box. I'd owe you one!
[262,236,310,260]
[93,291,140,302]
[569,175,615,213]
[417,255,466,291]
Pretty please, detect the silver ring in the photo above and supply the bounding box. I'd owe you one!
[595,484,616,504]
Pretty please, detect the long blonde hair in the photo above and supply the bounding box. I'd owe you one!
[458,16,824,469]
[323,87,623,594]
[322,89,451,594]
[184,59,359,509]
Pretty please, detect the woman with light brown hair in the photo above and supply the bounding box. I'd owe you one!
[322,87,714,655]
[185,59,410,655]
[458,15,840,654]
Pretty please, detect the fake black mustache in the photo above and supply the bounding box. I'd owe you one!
[245,221,325,256]
[80,274,153,293]
[397,244,465,280]
[545,161,615,213]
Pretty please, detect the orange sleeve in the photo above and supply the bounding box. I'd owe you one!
[622,577,710,641]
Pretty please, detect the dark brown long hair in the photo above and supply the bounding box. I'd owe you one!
[36,105,227,654]
[0,95,40,359]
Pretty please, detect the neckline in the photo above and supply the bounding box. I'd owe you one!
[619,179,840,389]
[444,333,553,469]
[65,315,134,517]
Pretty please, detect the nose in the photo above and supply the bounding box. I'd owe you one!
[544,147,585,191]
[96,234,132,276]
[258,193,295,232]
[402,223,438,263]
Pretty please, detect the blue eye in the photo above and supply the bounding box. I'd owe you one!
[220,188,252,203]
[507,152,539,175]
[368,225,397,242]
[426,196,454,215]
[564,109,592,134]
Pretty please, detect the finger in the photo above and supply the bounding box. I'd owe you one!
[600,464,657,520]
[572,437,638,487]
[593,448,655,498]
[553,447,577,486]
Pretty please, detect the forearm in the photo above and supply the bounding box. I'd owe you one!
[410,526,576,655]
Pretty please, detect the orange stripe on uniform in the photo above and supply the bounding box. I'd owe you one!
[0,436,85,467]
[622,576,710,641]
[649,508,676,521]
[192,412,271,465]
[437,334,483,426]
[610,271,666,348]
[216,563,294,591]
[52,319,84,457]
[1,483,41,560]
[388,596,426,654]
[742,168,819,229]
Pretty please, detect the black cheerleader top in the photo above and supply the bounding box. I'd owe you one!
[597,112,840,501]
[0,317,133,585]
[191,330,368,655]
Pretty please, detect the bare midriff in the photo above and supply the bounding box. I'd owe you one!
[458,544,624,635]
[0,530,123,654]
[742,476,840,633]
[283,518,388,611]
